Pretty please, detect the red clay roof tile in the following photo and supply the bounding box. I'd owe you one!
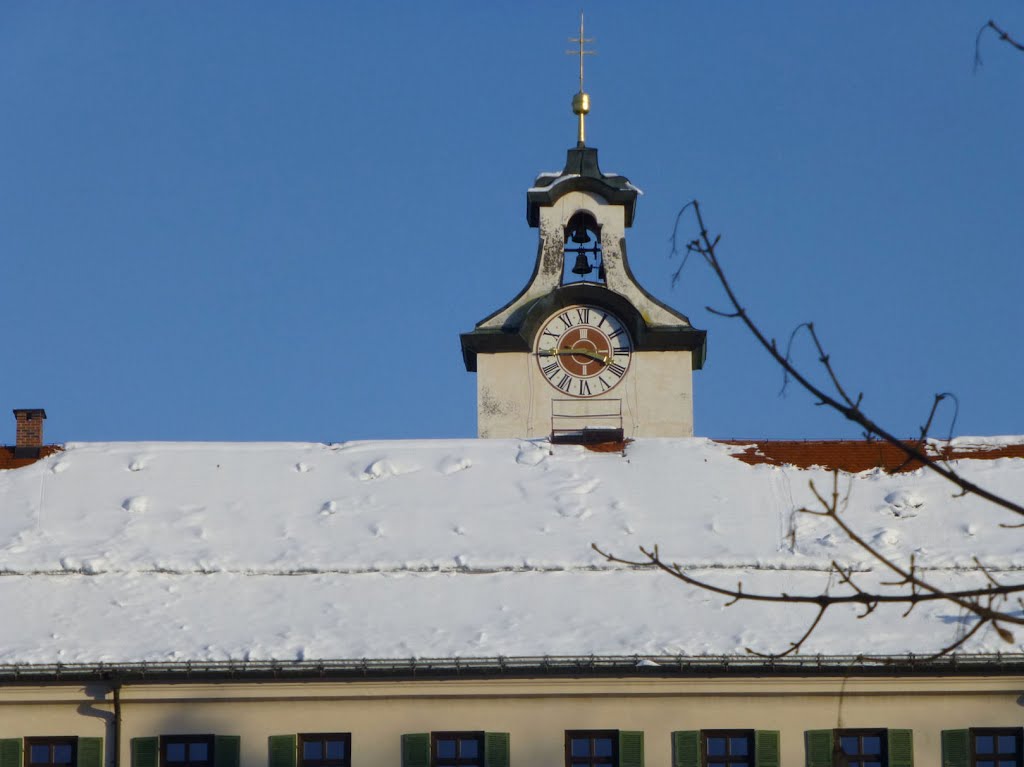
[0,445,63,470]
[717,439,1024,473]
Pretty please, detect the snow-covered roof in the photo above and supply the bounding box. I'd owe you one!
[1,437,1022,666]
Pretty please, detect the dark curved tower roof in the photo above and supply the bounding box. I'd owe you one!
[526,146,639,228]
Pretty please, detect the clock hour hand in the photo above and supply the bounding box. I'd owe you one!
[538,347,611,364]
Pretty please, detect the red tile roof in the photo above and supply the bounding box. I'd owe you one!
[0,445,63,470]
[717,439,1024,473]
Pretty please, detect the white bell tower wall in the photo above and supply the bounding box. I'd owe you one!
[477,348,694,439]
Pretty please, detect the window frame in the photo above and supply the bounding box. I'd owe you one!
[431,731,485,767]
[565,730,619,767]
[297,733,351,767]
[835,728,888,767]
[24,737,78,767]
[159,735,215,767]
[702,729,755,767]
[970,728,1023,767]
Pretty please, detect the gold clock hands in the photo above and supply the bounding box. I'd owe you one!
[538,347,611,364]
[558,349,609,364]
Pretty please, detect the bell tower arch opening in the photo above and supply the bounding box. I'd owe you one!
[563,211,604,285]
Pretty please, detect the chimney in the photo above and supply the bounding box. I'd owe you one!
[12,409,46,459]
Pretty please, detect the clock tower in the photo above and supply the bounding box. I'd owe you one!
[460,20,706,441]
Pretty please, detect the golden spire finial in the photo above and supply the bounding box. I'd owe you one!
[567,10,595,147]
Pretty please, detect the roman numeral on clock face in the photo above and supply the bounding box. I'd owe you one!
[558,312,573,329]
[608,362,627,378]
[578,379,592,396]
[542,362,560,379]
[556,374,572,392]
[575,307,590,325]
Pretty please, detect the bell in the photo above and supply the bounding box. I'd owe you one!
[570,221,590,244]
[572,252,593,276]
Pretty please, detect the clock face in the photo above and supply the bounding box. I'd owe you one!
[535,304,633,397]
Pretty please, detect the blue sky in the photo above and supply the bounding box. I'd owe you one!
[2,3,1023,443]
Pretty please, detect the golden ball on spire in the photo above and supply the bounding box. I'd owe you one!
[572,91,591,116]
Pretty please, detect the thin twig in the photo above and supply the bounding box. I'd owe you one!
[976,20,1024,71]
[590,543,1024,613]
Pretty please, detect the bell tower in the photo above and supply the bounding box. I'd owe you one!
[460,17,706,441]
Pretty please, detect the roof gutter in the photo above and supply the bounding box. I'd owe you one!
[1,654,1022,685]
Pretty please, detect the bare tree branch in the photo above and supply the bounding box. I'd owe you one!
[975,20,1024,71]
[920,614,991,661]
[746,606,828,658]
[590,543,1024,613]
[670,200,1024,519]
[599,201,1024,656]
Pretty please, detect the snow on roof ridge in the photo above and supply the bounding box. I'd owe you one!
[601,172,644,194]
[930,434,1024,449]
[527,172,580,193]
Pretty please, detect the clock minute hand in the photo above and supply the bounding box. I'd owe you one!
[539,347,610,364]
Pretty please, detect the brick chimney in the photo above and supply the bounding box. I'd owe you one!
[13,409,46,459]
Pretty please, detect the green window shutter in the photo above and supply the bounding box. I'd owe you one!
[756,731,781,767]
[268,736,296,767]
[131,739,157,767]
[805,730,834,767]
[77,738,103,767]
[619,731,644,767]
[214,736,240,767]
[484,733,509,767]
[401,734,429,767]
[941,730,969,767]
[0,739,22,767]
[888,730,913,767]
[672,731,699,767]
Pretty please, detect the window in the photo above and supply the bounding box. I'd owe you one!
[160,736,214,767]
[132,735,236,767]
[805,729,912,767]
[972,729,1023,767]
[25,738,77,767]
[704,731,754,767]
[567,731,618,767]
[674,730,777,767]
[400,732,508,767]
[837,730,887,767]
[11,738,101,767]
[299,734,351,767]
[432,732,483,767]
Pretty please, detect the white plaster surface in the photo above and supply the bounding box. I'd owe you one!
[477,350,694,439]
